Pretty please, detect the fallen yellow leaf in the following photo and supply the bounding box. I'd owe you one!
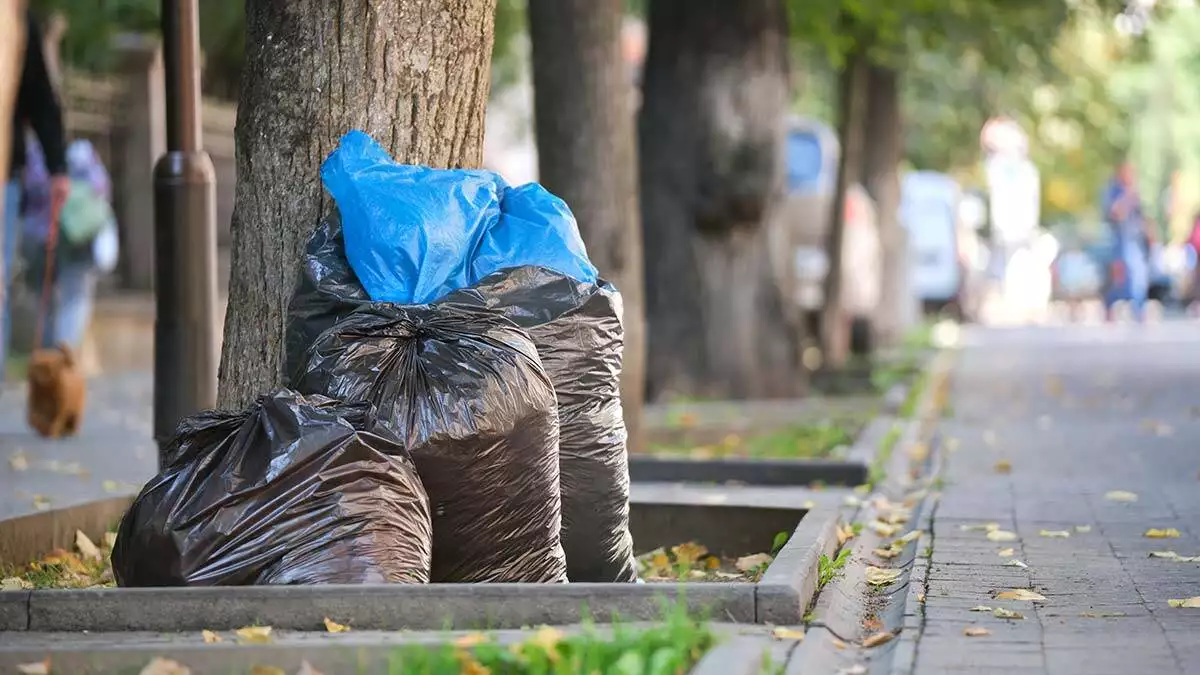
[16,659,50,675]
[32,495,51,512]
[997,548,1015,557]
[969,605,994,612]
[322,617,349,633]
[1148,551,1200,562]
[704,556,721,570]
[1145,528,1182,539]
[830,638,848,649]
[1104,490,1138,503]
[9,451,29,472]
[735,553,773,572]
[993,459,1012,474]
[1039,530,1071,539]
[963,627,991,637]
[1167,597,1200,608]
[993,607,1024,619]
[872,547,901,560]
[236,626,273,644]
[1004,559,1029,569]
[864,566,902,586]
[1074,525,1092,533]
[250,668,285,675]
[770,627,805,641]
[995,589,1046,601]
[961,523,1000,532]
[453,632,490,648]
[139,658,191,675]
[671,542,708,566]
[861,631,894,648]
[836,523,857,546]
[75,531,102,561]
[201,630,221,643]
[986,529,1018,542]
[869,520,902,537]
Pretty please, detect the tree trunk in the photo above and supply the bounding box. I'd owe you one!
[639,0,800,401]
[819,47,868,370]
[218,0,497,409]
[527,0,646,452]
[861,63,910,346]
[0,3,24,316]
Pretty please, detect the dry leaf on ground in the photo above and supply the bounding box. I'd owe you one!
[140,658,191,675]
[1149,551,1200,562]
[873,547,902,560]
[986,529,1018,542]
[836,523,857,545]
[969,605,994,612]
[993,607,1025,619]
[2,577,33,590]
[201,630,221,644]
[993,460,1012,474]
[9,451,29,471]
[869,520,902,537]
[1145,528,1182,539]
[1167,597,1200,608]
[1039,530,1071,538]
[861,631,894,648]
[16,660,50,675]
[995,589,1046,601]
[770,627,805,641]
[32,495,51,511]
[1004,559,1029,569]
[236,626,273,644]
[963,627,991,637]
[997,548,1015,557]
[453,632,490,648]
[735,553,773,572]
[1075,525,1092,533]
[865,566,902,586]
[671,542,708,566]
[322,617,349,633]
[1104,490,1138,503]
[75,531,102,561]
[961,523,1000,532]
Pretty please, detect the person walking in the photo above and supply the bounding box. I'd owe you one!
[21,135,115,352]
[1101,161,1150,323]
[4,10,68,376]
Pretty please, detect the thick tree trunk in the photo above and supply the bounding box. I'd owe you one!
[218,0,496,409]
[527,0,646,452]
[861,64,910,346]
[819,47,868,370]
[639,0,800,401]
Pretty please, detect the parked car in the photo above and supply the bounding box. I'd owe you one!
[900,171,971,319]
[780,116,881,354]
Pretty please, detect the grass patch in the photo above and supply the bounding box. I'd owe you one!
[898,372,927,419]
[647,419,857,460]
[865,423,901,490]
[389,603,715,675]
[2,530,117,590]
[816,548,852,590]
[636,531,791,583]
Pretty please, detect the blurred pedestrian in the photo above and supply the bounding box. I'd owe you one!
[1188,211,1200,314]
[1101,161,1149,323]
[4,10,68,377]
[21,135,116,352]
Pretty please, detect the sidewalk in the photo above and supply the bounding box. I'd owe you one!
[0,373,155,523]
[905,322,1200,674]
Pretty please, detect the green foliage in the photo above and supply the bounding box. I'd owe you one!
[816,547,852,589]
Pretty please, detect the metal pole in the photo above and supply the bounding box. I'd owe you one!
[153,0,218,464]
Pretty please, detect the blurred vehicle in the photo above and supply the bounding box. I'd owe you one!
[781,116,881,353]
[900,171,971,319]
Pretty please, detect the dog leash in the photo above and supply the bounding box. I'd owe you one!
[33,200,60,351]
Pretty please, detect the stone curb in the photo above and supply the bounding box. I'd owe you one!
[0,496,133,569]
[628,455,868,487]
[756,503,842,625]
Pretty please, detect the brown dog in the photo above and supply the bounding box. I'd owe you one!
[27,344,86,439]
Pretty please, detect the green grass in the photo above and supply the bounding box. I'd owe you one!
[866,422,901,489]
[816,548,852,590]
[898,372,927,419]
[386,604,715,675]
[648,420,857,460]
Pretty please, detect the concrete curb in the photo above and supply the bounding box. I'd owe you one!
[0,503,841,633]
[628,455,868,487]
[0,496,133,568]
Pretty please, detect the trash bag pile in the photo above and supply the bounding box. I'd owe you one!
[115,130,637,586]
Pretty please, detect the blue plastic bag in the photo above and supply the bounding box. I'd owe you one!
[320,130,597,305]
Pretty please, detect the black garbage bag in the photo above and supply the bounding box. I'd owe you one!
[287,216,636,582]
[112,390,432,586]
[292,300,567,583]
[443,268,638,582]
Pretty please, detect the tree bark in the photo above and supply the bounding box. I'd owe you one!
[639,0,801,401]
[819,46,868,370]
[860,63,910,346]
[218,0,497,409]
[527,0,646,452]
